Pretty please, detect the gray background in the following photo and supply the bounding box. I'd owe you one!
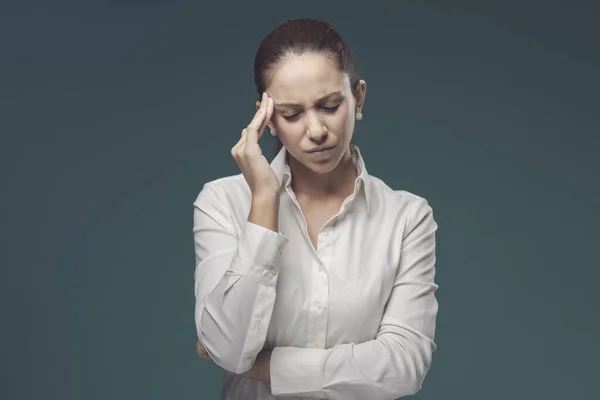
[1,1,598,399]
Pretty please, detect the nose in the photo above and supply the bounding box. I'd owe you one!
[305,111,327,141]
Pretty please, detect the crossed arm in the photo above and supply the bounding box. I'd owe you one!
[196,340,272,384]
[194,189,439,399]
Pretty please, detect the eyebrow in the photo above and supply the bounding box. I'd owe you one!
[274,91,344,109]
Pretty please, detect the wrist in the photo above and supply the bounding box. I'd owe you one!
[251,191,280,206]
[264,349,273,386]
[248,193,280,233]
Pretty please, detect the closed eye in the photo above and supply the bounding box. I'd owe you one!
[282,113,300,121]
[281,103,342,121]
[322,104,340,113]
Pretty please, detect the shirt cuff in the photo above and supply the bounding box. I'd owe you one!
[269,347,326,398]
[229,221,288,285]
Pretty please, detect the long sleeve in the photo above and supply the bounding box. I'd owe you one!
[269,198,438,399]
[193,182,288,374]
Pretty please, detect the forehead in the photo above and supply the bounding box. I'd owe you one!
[267,53,350,101]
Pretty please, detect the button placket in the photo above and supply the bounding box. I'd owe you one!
[307,248,330,349]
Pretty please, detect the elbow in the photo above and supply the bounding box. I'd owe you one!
[391,357,429,397]
[404,374,425,397]
[197,328,254,374]
[403,344,434,396]
[386,337,435,397]
[196,333,231,372]
[196,307,255,374]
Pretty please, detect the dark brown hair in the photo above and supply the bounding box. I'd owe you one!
[253,19,362,156]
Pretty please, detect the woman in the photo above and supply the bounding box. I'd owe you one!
[193,19,439,400]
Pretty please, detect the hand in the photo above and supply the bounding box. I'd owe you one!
[196,340,272,385]
[231,92,279,198]
[196,340,211,360]
[238,348,273,385]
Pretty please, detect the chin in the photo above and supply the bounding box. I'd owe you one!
[307,164,336,174]
[302,154,342,174]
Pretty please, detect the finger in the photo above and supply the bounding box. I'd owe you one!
[248,96,267,131]
[196,341,212,361]
[231,128,248,157]
[268,96,275,119]
[257,97,275,139]
[237,129,248,152]
[238,135,248,156]
[196,341,207,356]
[236,128,248,148]
[246,93,268,142]
[268,97,275,128]
[247,95,273,148]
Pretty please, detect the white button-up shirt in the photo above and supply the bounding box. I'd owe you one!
[193,145,439,400]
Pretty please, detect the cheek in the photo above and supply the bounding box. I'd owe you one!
[327,109,352,131]
[273,117,305,141]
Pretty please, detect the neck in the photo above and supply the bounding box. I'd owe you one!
[287,148,357,199]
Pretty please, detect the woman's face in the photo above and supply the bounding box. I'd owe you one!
[262,52,366,174]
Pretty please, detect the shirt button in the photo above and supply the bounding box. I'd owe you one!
[317,302,323,309]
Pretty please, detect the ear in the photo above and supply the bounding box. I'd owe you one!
[356,80,367,111]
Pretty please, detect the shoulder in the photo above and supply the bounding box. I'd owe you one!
[367,174,437,232]
[369,174,433,212]
[192,173,251,209]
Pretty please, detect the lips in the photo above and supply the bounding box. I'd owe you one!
[306,145,335,153]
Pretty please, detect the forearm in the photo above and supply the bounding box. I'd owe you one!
[269,329,435,399]
[199,273,277,373]
[248,192,280,233]
[196,196,285,374]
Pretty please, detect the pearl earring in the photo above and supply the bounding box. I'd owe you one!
[269,126,277,136]
[356,110,363,120]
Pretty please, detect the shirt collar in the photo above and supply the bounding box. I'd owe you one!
[270,144,373,214]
